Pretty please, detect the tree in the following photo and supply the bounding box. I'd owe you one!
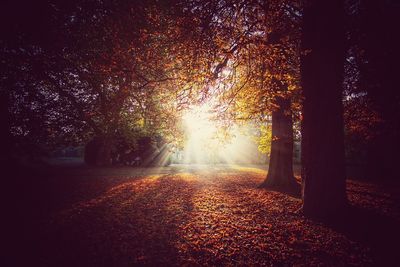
[259,91,298,190]
[1,0,188,166]
[179,0,302,189]
[300,0,348,219]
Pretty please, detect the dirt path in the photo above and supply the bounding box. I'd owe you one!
[29,165,398,266]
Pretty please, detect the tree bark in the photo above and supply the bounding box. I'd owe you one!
[260,96,299,191]
[84,136,113,166]
[300,0,348,219]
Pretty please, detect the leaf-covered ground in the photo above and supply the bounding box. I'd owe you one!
[17,165,400,266]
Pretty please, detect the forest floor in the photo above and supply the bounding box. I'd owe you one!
[8,164,400,266]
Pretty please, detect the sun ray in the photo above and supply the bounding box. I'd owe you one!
[181,103,265,165]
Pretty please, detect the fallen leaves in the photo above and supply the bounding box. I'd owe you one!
[33,166,399,266]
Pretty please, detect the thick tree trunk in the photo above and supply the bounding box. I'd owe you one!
[300,0,348,219]
[260,96,299,191]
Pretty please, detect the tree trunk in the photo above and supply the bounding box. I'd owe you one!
[300,0,348,219]
[84,136,113,166]
[260,96,299,191]
[95,136,113,166]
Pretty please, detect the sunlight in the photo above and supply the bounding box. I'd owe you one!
[182,103,221,163]
[181,103,266,164]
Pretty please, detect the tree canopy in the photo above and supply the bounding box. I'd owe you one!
[1,0,399,217]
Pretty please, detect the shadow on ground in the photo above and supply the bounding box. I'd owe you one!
[6,164,399,266]
[325,205,400,266]
[40,174,199,266]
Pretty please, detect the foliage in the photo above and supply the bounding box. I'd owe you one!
[173,0,302,157]
[1,0,192,157]
[257,124,272,155]
[2,0,397,168]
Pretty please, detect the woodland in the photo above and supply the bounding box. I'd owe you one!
[1,0,399,266]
